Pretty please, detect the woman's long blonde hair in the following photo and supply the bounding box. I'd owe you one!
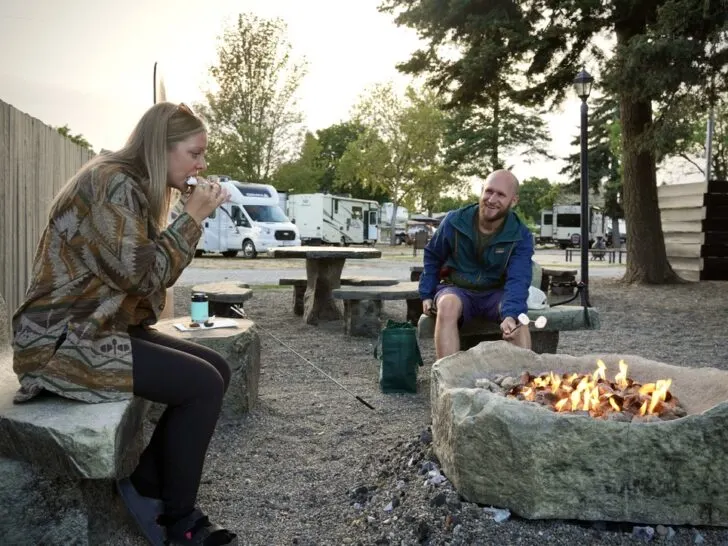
[49,102,205,230]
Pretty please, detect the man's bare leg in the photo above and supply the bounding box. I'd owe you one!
[434,294,463,359]
[508,323,532,350]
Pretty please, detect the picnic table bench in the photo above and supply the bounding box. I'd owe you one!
[280,276,398,316]
[0,292,260,543]
[565,247,627,264]
[332,282,422,337]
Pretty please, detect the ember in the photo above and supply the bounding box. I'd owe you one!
[501,360,686,421]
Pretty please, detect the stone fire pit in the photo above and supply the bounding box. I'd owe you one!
[431,341,728,526]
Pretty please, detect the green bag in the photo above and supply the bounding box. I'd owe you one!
[375,320,423,393]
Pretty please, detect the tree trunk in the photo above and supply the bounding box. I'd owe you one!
[619,96,680,283]
[390,202,399,245]
[491,90,501,171]
[611,217,621,249]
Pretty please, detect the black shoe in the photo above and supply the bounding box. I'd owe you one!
[162,508,238,545]
[116,478,165,546]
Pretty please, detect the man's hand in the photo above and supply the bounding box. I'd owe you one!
[422,299,434,315]
[500,316,519,341]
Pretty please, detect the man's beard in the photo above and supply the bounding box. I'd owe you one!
[480,206,510,224]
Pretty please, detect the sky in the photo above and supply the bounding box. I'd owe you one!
[0,0,703,192]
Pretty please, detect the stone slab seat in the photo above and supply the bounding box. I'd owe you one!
[417,305,601,354]
[0,292,261,543]
[191,281,253,318]
[280,276,399,317]
[0,347,150,544]
[331,282,421,337]
[414,260,600,353]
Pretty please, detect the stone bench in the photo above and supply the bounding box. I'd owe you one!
[280,276,399,316]
[332,282,422,337]
[153,318,261,416]
[0,292,260,543]
[413,262,600,353]
[192,281,253,318]
[417,305,600,353]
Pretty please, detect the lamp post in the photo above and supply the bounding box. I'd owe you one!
[573,68,593,309]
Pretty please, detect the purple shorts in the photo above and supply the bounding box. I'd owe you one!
[433,284,503,325]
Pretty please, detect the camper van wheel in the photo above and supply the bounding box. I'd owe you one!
[341,237,350,247]
[195,249,204,258]
[222,250,239,258]
[242,239,257,259]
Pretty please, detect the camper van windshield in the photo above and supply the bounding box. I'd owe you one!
[243,205,288,223]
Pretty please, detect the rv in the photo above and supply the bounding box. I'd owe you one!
[286,194,379,245]
[170,180,300,258]
[537,205,605,248]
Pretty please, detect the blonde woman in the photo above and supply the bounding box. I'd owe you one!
[12,103,238,545]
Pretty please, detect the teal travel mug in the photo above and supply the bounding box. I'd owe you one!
[190,292,209,324]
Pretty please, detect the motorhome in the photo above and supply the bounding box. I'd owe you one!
[169,180,300,258]
[537,205,605,248]
[286,193,379,245]
[538,209,554,244]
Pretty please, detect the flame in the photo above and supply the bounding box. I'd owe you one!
[614,360,628,389]
[505,360,676,419]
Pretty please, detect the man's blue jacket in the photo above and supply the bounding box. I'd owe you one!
[418,204,534,320]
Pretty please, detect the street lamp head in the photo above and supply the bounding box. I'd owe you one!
[573,69,593,100]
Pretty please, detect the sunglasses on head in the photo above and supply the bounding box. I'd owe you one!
[178,102,196,116]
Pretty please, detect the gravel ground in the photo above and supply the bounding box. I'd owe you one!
[121,278,728,546]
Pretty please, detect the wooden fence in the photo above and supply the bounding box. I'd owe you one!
[1,100,95,322]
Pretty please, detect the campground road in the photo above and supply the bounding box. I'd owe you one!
[176,246,626,287]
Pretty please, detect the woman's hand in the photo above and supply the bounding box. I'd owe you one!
[183,179,230,226]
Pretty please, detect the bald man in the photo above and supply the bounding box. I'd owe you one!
[419,170,534,359]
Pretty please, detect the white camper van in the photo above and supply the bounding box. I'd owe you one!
[286,193,379,245]
[228,181,300,257]
[541,204,604,248]
[170,180,300,258]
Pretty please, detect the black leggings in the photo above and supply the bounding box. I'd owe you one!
[128,325,231,519]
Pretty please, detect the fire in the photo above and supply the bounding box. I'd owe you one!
[506,359,679,419]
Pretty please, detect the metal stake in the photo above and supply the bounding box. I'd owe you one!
[229,305,375,411]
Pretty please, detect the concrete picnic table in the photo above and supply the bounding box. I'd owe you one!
[267,246,382,324]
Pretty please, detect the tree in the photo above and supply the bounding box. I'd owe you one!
[517,177,561,224]
[560,96,621,195]
[444,103,553,178]
[55,125,93,152]
[670,95,728,181]
[198,13,306,183]
[272,132,325,193]
[338,84,454,243]
[316,122,390,201]
[433,193,479,213]
[560,95,625,246]
[380,0,728,283]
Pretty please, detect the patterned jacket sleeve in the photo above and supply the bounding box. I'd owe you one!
[69,173,202,297]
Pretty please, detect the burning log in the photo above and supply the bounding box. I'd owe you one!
[480,359,685,421]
